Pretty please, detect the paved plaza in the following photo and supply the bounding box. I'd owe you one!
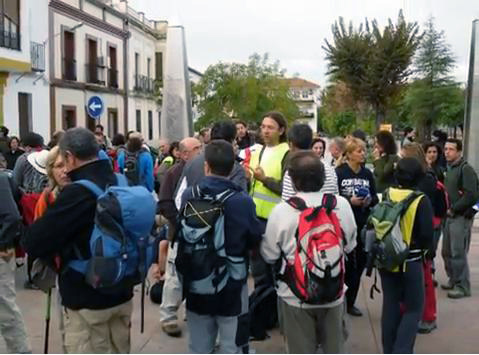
[2,219,479,353]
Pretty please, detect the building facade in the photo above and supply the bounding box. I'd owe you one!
[120,4,166,142]
[286,77,320,132]
[49,0,129,138]
[0,0,50,139]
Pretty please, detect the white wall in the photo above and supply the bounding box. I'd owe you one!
[128,97,159,140]
[2,0,50,140]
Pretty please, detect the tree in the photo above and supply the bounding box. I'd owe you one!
[405,17,460,141]
[194,53,299,129]
[323,11,422,128]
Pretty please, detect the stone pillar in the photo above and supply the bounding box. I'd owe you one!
[0,72,9,126]
[160,25,193,141]
[464,20,479,171]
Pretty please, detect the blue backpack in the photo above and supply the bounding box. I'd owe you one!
[69,174,158,293]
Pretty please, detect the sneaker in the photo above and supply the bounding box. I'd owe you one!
[447,287,471,299]
[347,305,363,317]
[161,321,182,337]
[418,320,437,334]
[24,280,39,290]
[441,281,454,290]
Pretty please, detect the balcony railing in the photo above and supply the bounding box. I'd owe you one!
[0,29,20,50]
[108,68,119,88]
[85,63,105,85]
[30,42,45,72]
[62,58,77,81]
[134,74,156,93]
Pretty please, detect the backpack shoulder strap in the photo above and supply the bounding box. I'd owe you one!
[74,180,103,197]
[216,189,237,204]
[322,193,337,214]
[287,196,308,211]
[115,173,128,187]
[400,191,424,215]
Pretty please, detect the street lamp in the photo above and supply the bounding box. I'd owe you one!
[43,22,84,46]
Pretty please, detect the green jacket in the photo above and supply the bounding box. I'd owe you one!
[373,154,399,194]
[445,158,479,215]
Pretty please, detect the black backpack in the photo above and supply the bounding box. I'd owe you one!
[124,150,143,185]
[248,281,278,341]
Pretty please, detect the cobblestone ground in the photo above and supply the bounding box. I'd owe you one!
[2,219,479,353]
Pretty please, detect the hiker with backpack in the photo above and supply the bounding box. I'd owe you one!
[366,157,434,353]
[118,132,154,192]
[23,128,157,353]
[160,122,247,337]
[156,137,202,337]
[176,140,263,353]
[0,154,31,354]
[32,146,70,352]
[261,151,357,353]
[441,138,479,299]
[336,137,379,317]
[401,142,449,334]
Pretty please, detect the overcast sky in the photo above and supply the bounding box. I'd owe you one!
[129,0,478,88]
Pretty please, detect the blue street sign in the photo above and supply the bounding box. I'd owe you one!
[87,96,104,119]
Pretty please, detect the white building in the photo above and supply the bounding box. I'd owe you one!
[285,77,321,132]
[0,0,50,140]
[117,4,167,141]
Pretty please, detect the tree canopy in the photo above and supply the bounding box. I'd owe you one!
[193,53,299,129]
[323,10,422,128]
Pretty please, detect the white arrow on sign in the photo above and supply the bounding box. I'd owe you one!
[89,102,102,112]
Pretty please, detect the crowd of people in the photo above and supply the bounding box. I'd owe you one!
[0,116,478,354]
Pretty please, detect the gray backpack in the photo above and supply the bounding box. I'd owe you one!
[175,186,247,295]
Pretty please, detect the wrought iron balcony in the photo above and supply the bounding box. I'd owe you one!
[30,42,45,72]
[62,58,76,81]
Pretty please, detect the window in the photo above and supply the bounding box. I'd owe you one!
[108,46,118,88]
[62,106,77,130]
[147,58,151,78]
[134,53,139,88]
[155,52,163,85]
[108,109,118,136]
[0,0,20,50]
[148,110,153,140]
[86,38,98,83]
[18,93,32,138]
[302,90,309,99]
[136,110,141,133]
[63,30,76,81]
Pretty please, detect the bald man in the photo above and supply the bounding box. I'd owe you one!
[155,137,202,337]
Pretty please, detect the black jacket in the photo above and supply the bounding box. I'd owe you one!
[5,150,23,170]
[22,160,133,310]
[0,170,21,251]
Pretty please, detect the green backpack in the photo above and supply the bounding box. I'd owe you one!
[364,189,424,273]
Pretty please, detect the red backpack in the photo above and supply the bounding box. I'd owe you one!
[279,194,345,305]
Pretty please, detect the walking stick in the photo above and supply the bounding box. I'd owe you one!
[44,288,52,354]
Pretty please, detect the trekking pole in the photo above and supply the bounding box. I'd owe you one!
[141,279,145,334]
[44,288,52,354]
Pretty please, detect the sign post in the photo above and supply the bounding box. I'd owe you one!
[87,96,104,120]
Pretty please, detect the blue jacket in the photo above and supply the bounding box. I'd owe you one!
[181,175,263,316]
[117,150,154,192]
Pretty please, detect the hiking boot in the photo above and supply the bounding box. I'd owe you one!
[418,320,437,334]
[161,321,182,337]
[447,287,471,299]
[347,305,363,317]
[441,281,454,290]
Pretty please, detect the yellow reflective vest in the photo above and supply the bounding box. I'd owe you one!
[249,142,289,219]
[388,188,424,271]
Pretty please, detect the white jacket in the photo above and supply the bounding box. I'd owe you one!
[261,191,357,308]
